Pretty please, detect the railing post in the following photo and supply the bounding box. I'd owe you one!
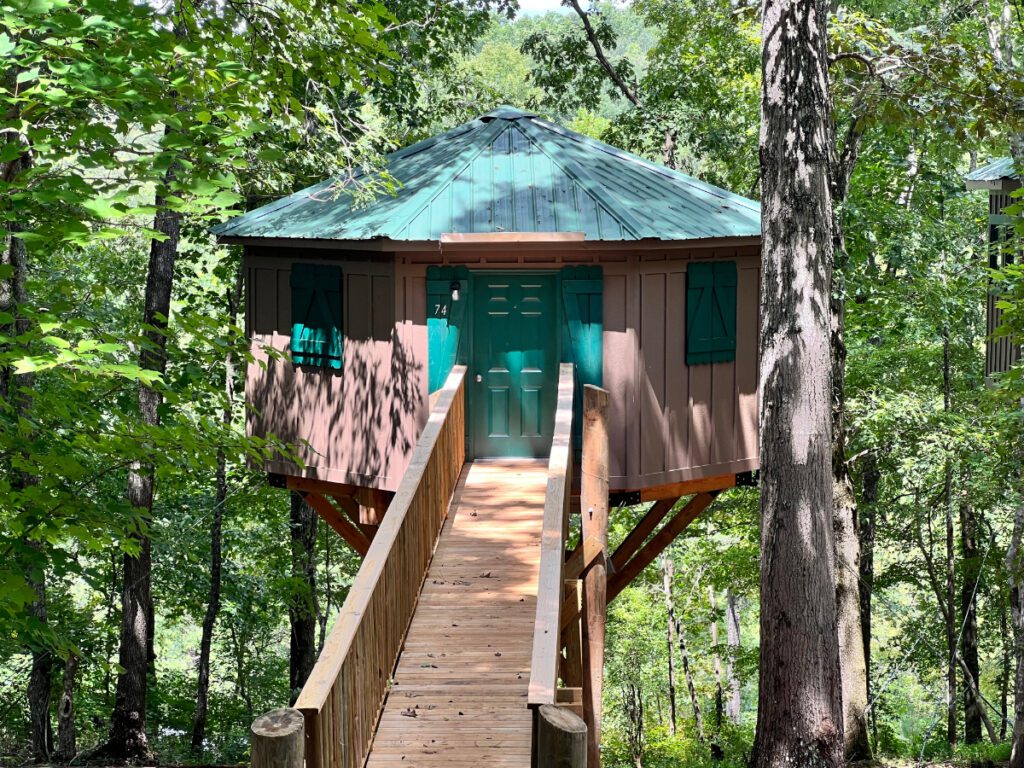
[535,704,587,768]
[251,708,304,768]
[580,384,609,768]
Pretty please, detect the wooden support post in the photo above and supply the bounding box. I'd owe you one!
[580,385,609,768]
[560,578,583,689]
[607,491,718,601]
[251,708,304,768]
[302,492,371,556]
[535,704,587,768]
[331,493,377,540]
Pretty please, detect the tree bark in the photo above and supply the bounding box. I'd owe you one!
[831,110,870,764]
[2,134,51,765]
[960,500,983,744]
[859,454,879,747]
[56,654,78,763]
[289,492,318,701]
[753,0,845,762]
[943,330,957,749]
[709,586,724,729]
[27,566,52,763]
[622,683,645,768]
[676,616,705,743]
[1008,505,1024,768]
[725,590,742,724]
[191,265,243,753]
[661,553,678,736]
[106,183,181,763]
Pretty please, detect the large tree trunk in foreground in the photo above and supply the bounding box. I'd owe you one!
[289,492,318,702]
[191,266,243,753]
[960,501,983,744]
[27,569,52,763]
[106,192,181,763]
[1008,505,1024,768]
[752,0,845,761]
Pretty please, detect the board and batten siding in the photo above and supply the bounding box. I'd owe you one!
[244,243,760,494]
[246,250,427,491]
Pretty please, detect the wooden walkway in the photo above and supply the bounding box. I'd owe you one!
[366,459,548,767]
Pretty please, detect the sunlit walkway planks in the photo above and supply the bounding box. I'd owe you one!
[365,459,548,767]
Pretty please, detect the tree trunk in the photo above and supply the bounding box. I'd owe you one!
[943,330,957,749]
[709,586,724,730]
[56,654,78,763]
[27,567,52,763]
[676,617,705,743]
[106,185,182,763]
[960,501,983,744]
[1002,567,1012,742]
[725,590,741,724]
[191,266,243,753]
[289,492,318,702]
[2,142,51,765]
[622,683,645,768]
[859,454,879,747]
[753,0,845,761]
[1007,505,1024,768]
[661,553,678,736]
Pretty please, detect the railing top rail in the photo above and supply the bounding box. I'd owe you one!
[528,362,576,707]
[295,365,467,712]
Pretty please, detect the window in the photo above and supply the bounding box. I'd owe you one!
[686,261,737,365]
[290,262,343,369]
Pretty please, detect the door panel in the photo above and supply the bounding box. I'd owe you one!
[472,274,558,458]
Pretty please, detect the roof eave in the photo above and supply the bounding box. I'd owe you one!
[221,233,761,252]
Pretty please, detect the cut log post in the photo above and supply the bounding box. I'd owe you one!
[535,703,587,768]
[251,708,304,768]
[580,384,609,768]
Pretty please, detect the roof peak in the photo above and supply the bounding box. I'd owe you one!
[480,105,537,121]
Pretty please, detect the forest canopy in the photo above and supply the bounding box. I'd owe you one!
[1,0,1022,766]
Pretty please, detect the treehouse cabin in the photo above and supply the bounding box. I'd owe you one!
[966,157,1021,376]
[217,107,762,768]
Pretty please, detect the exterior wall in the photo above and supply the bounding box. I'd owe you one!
[987,186,1022,377]
[246,249,426,492]
[395,244,761,491]
[245,241,761,494]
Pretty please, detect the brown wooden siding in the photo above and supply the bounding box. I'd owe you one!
[246,250,426,491]
[245,243,761,493]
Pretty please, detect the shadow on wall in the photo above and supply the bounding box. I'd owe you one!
[247,295,423,489]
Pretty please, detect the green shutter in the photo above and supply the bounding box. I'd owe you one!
[426,266,469,392]
[561,265,603,452]
[686,261,737,365]
[291,262,343,369]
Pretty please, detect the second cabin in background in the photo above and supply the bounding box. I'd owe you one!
[216,106,763,515]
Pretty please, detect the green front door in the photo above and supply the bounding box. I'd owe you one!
[471,273,559,458]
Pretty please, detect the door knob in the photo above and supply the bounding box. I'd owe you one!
[475,374,483,383]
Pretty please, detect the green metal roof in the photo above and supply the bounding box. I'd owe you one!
[965,157,1018,183]
[214,107,761,243]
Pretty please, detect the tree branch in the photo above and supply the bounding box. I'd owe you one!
[565,0,641,106]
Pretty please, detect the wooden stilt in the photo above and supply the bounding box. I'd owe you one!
[580,385,609,768]
[560,578,583,689]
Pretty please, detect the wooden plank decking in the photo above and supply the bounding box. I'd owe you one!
[366,459,548,767]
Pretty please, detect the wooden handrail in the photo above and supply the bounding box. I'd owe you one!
[528,362,576,707]
[293,365,467,768]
